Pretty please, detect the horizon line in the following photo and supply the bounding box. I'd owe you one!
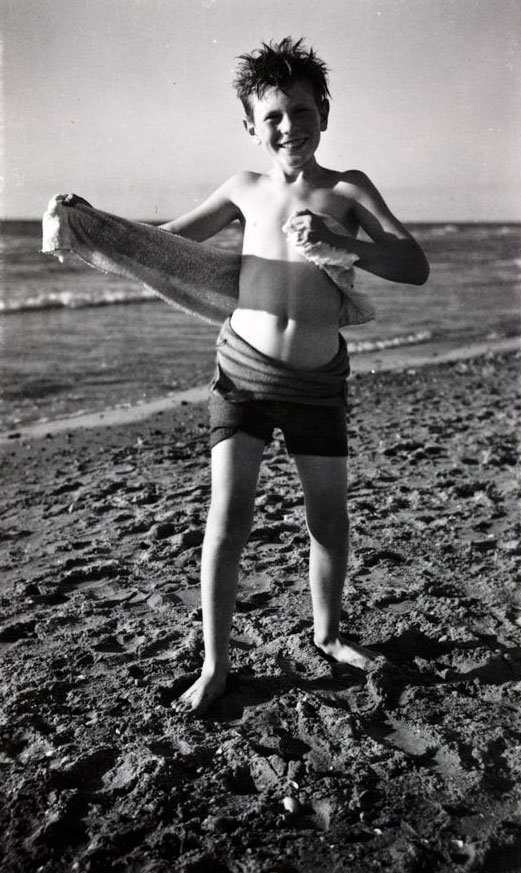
[2,215,520,225]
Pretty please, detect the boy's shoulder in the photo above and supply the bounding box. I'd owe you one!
[227,170,263,187]
[331,169,386,209]
[219,171,263,199]
[334,168,373,191]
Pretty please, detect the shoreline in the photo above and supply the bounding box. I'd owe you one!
[2,335,518,443]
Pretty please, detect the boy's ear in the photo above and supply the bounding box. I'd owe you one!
[319,99,330,132]
[243,117,261,144]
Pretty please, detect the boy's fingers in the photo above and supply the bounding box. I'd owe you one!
[291,210,312,225]
[63,193,93,208]
[283,209,314,231]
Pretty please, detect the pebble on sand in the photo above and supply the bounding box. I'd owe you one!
[282,797,299,814]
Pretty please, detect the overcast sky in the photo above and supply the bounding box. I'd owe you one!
[3,0,520,221]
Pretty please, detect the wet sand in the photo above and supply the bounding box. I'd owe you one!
[1,349,519,872]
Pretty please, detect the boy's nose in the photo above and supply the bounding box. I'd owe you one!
[279,114,295,135]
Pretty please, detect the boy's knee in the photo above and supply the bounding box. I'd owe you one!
[206,502,253,552]
[307,510,349,549]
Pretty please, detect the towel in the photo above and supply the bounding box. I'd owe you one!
[281,211,376,326]
[212,317,350,407]
[41,194,375,326]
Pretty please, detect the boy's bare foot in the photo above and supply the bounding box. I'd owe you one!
[313,635,382,672]
[172,668,229,717]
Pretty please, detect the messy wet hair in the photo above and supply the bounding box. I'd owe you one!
[233,36,330,118]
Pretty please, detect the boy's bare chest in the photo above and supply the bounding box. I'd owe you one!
[239,185,352,229]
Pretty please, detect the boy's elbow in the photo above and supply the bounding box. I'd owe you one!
[417,256,430,285]
[406,244,430,285]
[411,260,430,285]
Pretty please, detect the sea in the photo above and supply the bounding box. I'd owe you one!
[1,220,519,432]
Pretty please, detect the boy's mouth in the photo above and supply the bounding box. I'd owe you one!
[279,138,307,151]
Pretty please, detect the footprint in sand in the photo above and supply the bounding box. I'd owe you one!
[139,632,183,660]
[236,573,273,611]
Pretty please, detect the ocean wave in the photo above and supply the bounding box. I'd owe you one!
[0,287,157,313]
[493,257,521,270]
[412,224,461,240]
[413,223,520,242]
[348,330,433,353]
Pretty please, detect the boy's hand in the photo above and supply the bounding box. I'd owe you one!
[61,193,93,208]
[282,210,334,248]
[46,194,94,217]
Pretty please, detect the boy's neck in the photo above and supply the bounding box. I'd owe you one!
[268,156,325,184]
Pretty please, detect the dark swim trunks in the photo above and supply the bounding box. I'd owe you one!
[208,318,350,456]
[209,392,348,457]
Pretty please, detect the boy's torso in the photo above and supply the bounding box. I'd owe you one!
[230,170,359,370]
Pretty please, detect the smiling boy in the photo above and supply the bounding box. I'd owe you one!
[162,37,429,715]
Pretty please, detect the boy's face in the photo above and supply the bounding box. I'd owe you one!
[244,79,329,173]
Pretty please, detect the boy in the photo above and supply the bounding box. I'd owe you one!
[162,37,429,715]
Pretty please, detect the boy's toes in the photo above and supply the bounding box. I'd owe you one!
[173,686,200,713]
[171,693,191,713]
[171,674,228,718]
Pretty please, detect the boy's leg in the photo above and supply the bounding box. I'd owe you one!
[175,431,265,715]
[294,453,379,670]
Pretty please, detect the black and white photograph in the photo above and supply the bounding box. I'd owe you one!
[1,1,520,870]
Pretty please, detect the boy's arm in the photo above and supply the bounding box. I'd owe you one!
[288,172,429,285]
[160,175,244,242]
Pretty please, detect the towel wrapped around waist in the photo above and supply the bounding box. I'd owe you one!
[211,318,350,407]
[41,195,375,327]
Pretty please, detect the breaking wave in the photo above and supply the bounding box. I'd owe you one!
[348,330,433,353]
[0,287,157,313]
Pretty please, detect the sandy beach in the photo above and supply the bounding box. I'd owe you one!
[1,347,519,873]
